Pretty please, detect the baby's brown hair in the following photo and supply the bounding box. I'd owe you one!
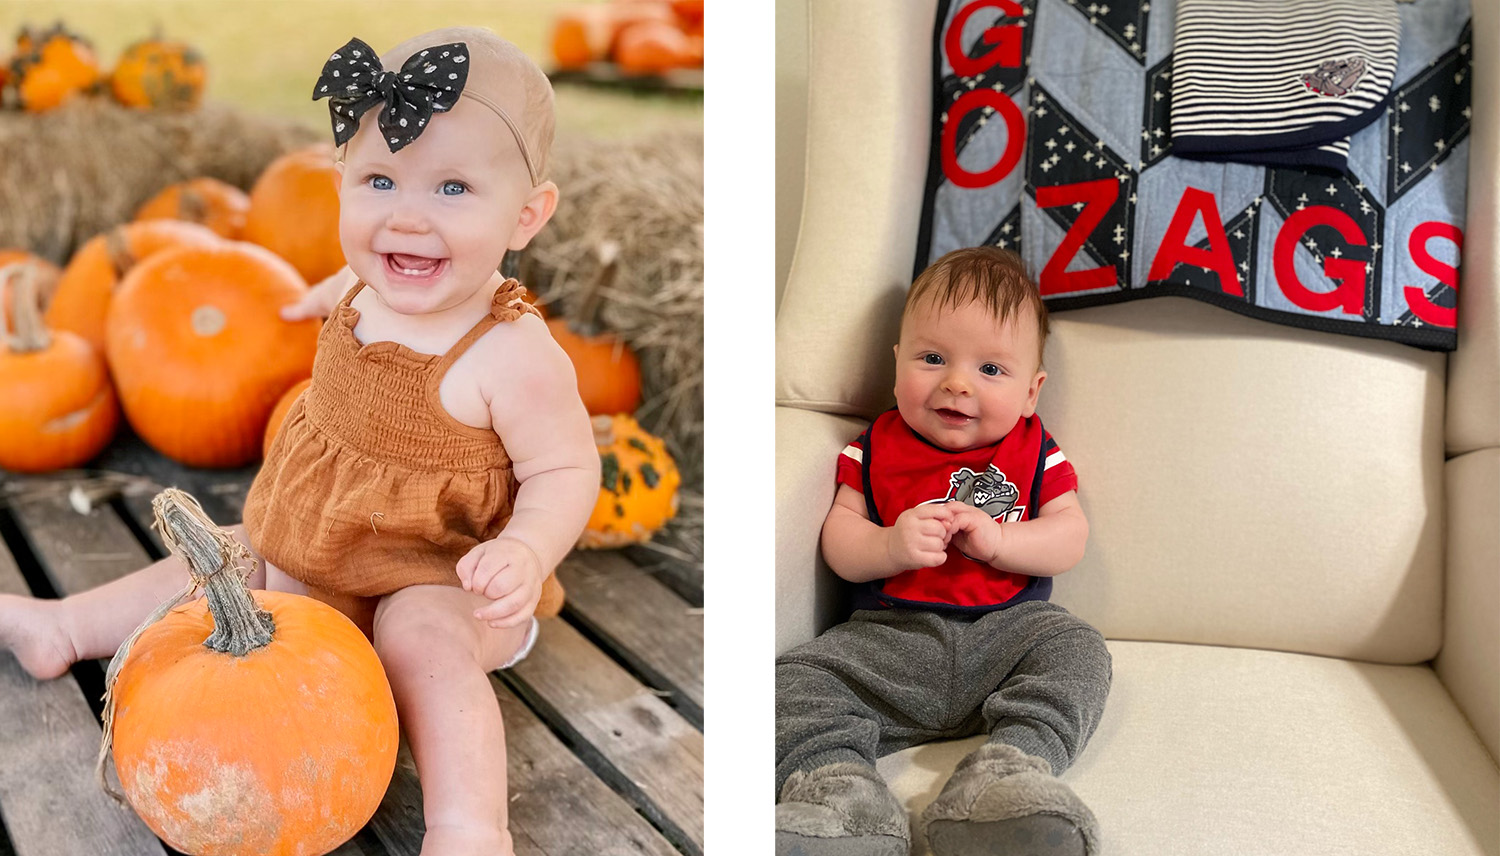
[903,247,1049,368]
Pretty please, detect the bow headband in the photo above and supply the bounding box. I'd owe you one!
[312,36,539,185]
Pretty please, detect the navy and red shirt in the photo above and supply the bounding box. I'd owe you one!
[835,410,1079,613]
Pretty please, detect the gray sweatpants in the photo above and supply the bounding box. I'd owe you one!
[775,601,1112,796]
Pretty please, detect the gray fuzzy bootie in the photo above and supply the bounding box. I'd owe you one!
[776,762,911,856]
[921,743,1100,856]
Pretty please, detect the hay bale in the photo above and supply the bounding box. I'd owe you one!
[0,99,319,264]
[518,130,704,489]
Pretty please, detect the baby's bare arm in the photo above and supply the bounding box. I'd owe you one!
[821,485,952,583]
[484,317,600,572]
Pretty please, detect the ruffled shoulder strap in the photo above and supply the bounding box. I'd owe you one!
[490,278,543,322]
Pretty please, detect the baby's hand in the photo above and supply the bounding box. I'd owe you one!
[945,503,1004,566]
[887,504,953,571]
[456,537,543,629]
[279,267,354,322]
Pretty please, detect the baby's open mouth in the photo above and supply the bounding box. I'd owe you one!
[935,408,973,424]
[385,253,448,279]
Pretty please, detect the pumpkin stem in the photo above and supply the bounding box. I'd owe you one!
[2,262,52,352]
[96,488,272,802]
[575,240,620,335]
[154,488,275,655]
[104,227,136,280]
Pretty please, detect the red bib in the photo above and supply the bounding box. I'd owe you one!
[836,410,1078,611]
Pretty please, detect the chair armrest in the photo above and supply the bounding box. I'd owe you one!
[775,407,870,654]
[1436,448,1500,762]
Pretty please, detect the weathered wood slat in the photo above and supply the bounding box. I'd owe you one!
[0,542,167,856]
[557,551,704,725]
[368,678,682,856]
[506,618,705,856]
[8,492,153,597]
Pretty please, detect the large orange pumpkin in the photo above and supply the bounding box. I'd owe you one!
[614,19,696,75]
[243,146,346,285]
[107,489,397,856]
[105,242,318,468]
[110,37,206,110]
[134,178,249,240]
[47,219,221,354]
[0,264,118,473]
[551,6,615,71]
[8,23,100,112]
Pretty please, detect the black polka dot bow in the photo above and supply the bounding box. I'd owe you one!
[312,36,470,153]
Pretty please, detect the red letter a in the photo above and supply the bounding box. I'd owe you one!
[1147,187,1243,296]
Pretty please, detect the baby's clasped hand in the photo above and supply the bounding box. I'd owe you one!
[457,536,544,629]
[887,503,954,570]
[944,502,1005,567]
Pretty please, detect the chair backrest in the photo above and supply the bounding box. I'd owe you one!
[775,0,1500,665]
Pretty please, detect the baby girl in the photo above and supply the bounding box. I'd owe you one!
[0,26,599,855]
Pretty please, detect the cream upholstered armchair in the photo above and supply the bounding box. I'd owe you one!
[774,1,1500,853]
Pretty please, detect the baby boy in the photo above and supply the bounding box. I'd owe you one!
[775,247,1113,856]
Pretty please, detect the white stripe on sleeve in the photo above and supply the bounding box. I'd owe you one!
[1045,450,1067,470]
[841,444,864,464]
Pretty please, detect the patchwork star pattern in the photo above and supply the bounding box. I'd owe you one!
[1058,0,1150,64]
[984,205,1024,253]
[1387,20,1473,204]
[1025,84,1138,289]
[1140,55,1173,171]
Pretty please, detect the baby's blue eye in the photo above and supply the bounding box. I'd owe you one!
[980,363,1001,376]
[442,180,468,196]
[368,175,393,191]
[923,353,944,365]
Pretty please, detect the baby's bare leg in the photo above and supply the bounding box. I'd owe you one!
[0,523,294,680]
[371,585,533,856]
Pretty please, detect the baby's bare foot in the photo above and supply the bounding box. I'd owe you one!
[0,594,79,680]
[420,823,512,856]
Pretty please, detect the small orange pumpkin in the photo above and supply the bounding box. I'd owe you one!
[579,414,681,548]
[552,6,615,71]
[105,242,318,468]
[547,318,641,415]
[8,23,100,112]
[614,19,695,75]
[261,377,309,458]
[0,263,118,473]
[243,146,346,285]
[0,250,61,315]
[46,219,221,355]
[106,489,397,856]
[134,177,250,240]
[110,36,206,110]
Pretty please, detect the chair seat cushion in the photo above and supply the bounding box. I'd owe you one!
[877,639,1499,855]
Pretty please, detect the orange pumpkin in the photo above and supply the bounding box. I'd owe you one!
[8,23,100,112]
[134,178,250,240]
[579,414,681,548]
[110,37,206,110]
[614,19,695,75]
[552,6,615,71]
[243,146,346,285]
[547,318,642,415]
[107,489,397,856]
[0,263,118,473]
[105,242,318,468]
[46,219,221,355]
[0,250,61,315]
[261,377,309,458]
[671,0,704,26]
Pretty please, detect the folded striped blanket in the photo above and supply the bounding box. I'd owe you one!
[1169,0,1401,171]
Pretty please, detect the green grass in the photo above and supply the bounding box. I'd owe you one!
[0,0,702,140]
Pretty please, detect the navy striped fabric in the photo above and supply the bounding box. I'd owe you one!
[1170,0,1400,169]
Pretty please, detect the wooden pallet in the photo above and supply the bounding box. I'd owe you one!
[0,434,703,856]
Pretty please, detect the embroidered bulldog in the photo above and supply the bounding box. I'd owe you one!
[1301,56,1367,97]
[945,465,1019,519]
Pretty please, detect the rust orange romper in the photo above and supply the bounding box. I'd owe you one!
[243,278,557,639]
